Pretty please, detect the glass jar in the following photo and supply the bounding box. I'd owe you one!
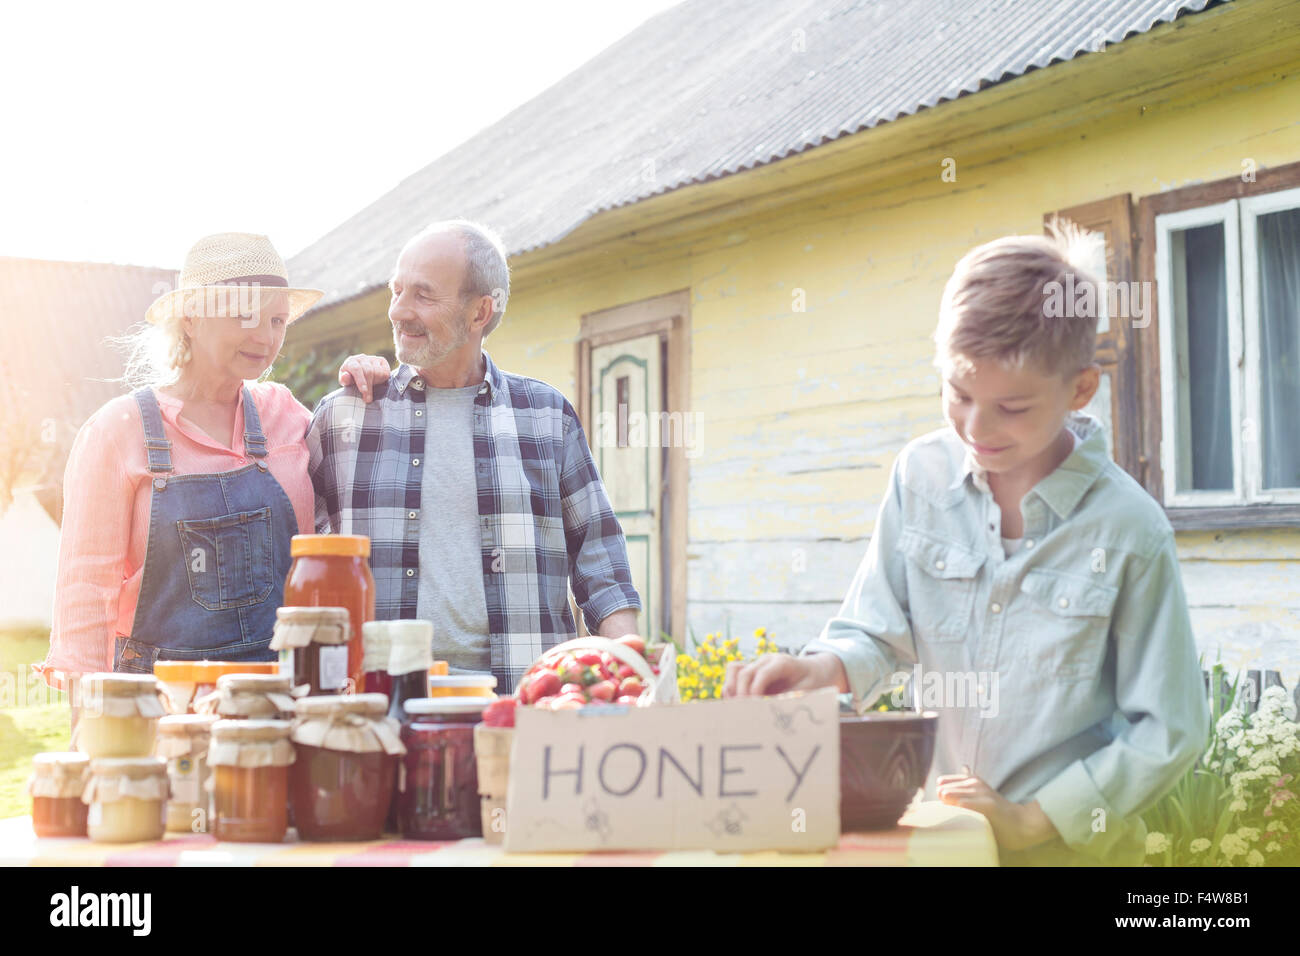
[283,535,374,695]
[74,674,166,758]
[289,694,405,841]
[207,720,294,843]
[29,752,90,837]
[196,674,297,720]
[272,606,353,696]
[427,675,498,698]
[153,661,279,714]
[362,620,393,698]
[155,714,218,833]
[398,698,493,840]
[84,757,168,843]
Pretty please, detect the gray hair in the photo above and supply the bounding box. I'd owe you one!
[412,219,510,337]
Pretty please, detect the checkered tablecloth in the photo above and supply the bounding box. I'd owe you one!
[0,800,997,866]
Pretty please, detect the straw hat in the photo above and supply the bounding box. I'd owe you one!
[145,232,324,326]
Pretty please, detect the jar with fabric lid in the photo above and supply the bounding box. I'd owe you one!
[155,714,218,832]
[289,694,405,841]
[74,674,166,758]
[153,661,279,714]
[361,619,393,697]
[398,697,492,840]
[29,752,90,837]
[282,534,374,694]
[207,720,294,843]
[427,674,497,698]
[272,606,353,696]
[83,757,169,843]
[196,673,297,720]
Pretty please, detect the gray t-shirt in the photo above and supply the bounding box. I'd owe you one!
[415,384,491,672]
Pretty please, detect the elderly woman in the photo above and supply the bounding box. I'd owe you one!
[38,233,389,685]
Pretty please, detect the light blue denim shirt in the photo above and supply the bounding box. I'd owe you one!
[803,413,1209,864]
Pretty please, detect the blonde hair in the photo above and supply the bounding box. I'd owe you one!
[934,219,1104,377]
[110,313,191,390]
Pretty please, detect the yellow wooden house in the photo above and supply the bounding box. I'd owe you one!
[285,0,1300,679]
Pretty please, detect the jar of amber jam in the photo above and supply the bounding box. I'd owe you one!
[196,674,297,720]
[398,697,493,840]
[84,757,168,843]
[29,752,90,837]
[74,674,166,758]
[283,535,374,695]
[207,720,294,843]
[289,694,405,841]
[155,714,218,833]
[153,661,280,714]
[272,606,353,696]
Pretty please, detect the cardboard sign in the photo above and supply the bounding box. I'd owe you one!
[504,687,840,853]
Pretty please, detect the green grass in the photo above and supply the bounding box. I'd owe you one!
[0,630,72,819]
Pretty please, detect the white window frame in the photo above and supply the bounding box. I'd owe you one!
[1240,185,1300,504]
[1155,201,1243,507]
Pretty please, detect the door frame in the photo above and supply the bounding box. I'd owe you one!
[576,289,691,645]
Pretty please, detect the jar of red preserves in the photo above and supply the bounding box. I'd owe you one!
[29,752,90,837]
[271,606,353,696]
[206,720,294,843]
[289,694,405,841]
[282,535,374,695]
[398,697,493,840]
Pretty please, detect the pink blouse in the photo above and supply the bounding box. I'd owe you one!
[38,381,314,685]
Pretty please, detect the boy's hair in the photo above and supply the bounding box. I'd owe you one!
[934,218,1105,377]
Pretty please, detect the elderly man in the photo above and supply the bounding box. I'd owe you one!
[307,219,640,692]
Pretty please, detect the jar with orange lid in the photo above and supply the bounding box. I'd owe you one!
[207,720,294,843]
[289,694,405,841]
[153,661,280,714]
[196,673,297,720]
[74,674,167,758]
[272,606,353,696]
[29,752,90,837]
[155,714,218,832]
[282,535,374,694]
[83,757,169,843]
[428,674,497,698]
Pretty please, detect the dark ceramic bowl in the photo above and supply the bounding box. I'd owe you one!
[840,711,938,830]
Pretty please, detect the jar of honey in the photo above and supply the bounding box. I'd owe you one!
[289,694,405,841]
[427,674,498,698]
[207,720,294,843]
[272,606,353,695]
[83,756,168,843]
[29,752,90,837]
[155,714,218,833]
[196,674,297,720]
[397,697,493,840]
[282,535,374,695]
[74,674,166,758]
[153,661,280,714]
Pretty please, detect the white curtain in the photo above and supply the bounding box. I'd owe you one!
[1258,208,1300,490]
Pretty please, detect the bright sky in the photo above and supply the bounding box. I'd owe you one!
[0,0,683,268]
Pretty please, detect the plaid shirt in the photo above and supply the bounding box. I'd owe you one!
[307,352,640,692]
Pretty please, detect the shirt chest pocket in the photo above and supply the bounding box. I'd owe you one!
[899,530,986,643]
[1017,569,1118,681]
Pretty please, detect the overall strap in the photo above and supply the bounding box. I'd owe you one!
[132,388,174,474]
[241,385,269,459]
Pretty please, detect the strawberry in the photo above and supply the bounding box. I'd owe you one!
[482,697,517,727]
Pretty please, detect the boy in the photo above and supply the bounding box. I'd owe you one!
[724,224,1209,865]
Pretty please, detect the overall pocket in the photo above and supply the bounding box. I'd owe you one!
[899,529,986,643]
[1017,568,1118,681]
[175,507,275,611]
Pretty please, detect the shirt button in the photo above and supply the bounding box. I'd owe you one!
[1058,597,1070,608]
[1024,539,1035,549]
[990,603,1002,613]
[934,559,945,570]
[408,511,417,519]
[406,569,415,577]
[415,410,423,417]
[412,458,420,466]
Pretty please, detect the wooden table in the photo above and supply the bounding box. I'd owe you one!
[0,801,996,866]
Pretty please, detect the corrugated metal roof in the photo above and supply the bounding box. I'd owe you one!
[289,0,1220,311]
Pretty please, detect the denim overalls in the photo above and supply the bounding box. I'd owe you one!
[112,386,297,673]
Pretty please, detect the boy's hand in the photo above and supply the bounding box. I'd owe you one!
[936,770,1058,851]
[723,652,848,698]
